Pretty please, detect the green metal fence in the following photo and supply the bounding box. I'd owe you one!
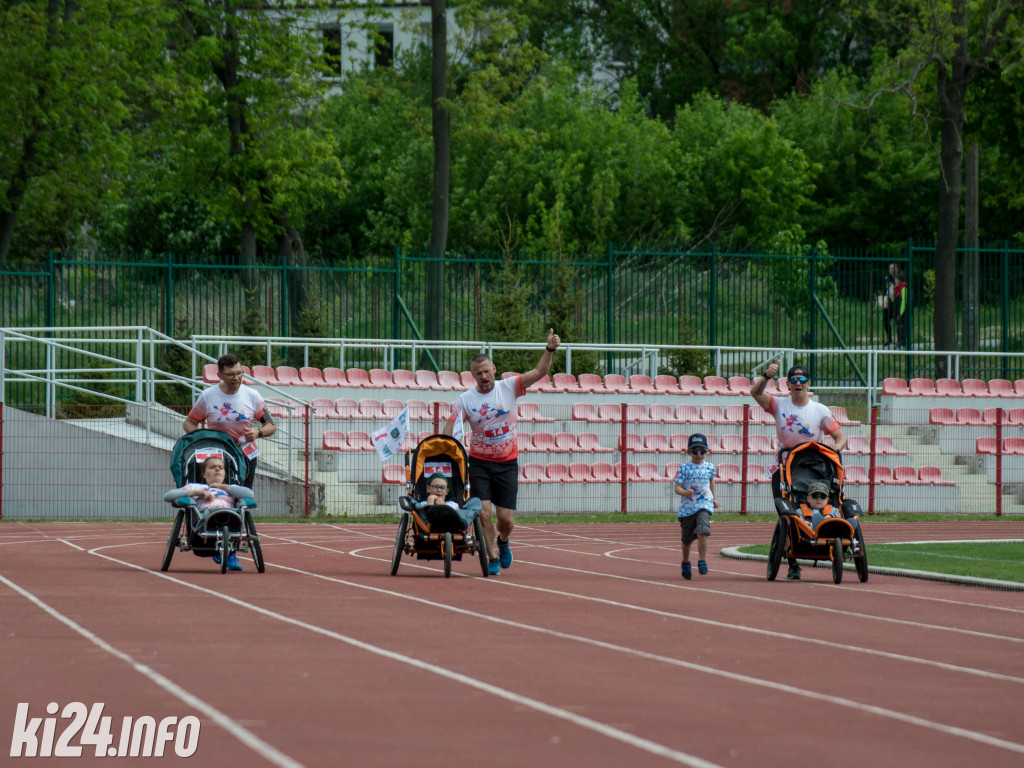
[2,240,1022,385]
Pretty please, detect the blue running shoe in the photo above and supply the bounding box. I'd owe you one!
[212,554,221,566]
[698,560,708,575]
[497,536,513,569]
[226,553,243,571]
[488,559,500,576]
[681,561,692,580]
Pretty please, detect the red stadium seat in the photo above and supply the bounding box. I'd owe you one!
[699,405,724,424]
[909,378,937,396]
[571,403,597,422]
[882,377,909,396]
[405,399,430,420]
[460,371,476,388]
[413,370,440,390]
[545,463,570,482]
[935,378,962,396]
[312,397,337,418]
[745,465,769,483]
[347,431,374,451]
[629,375,655,393]
[322,367,348,387]
[955,408,984,425]
[358,398,384,419]
[252,365,279,385]
[844,465,869,484]
[703,375,730,394]
[644,433,671,453]
[382,399,405,417]
[674,404,698,423]
[530,375,556,392]
[322,430,346,450]
[728,376,751,394]
[960,378,988,397]
[982,408,999,425]
[382,464,406,483]
[519,402,555,422]
[717,464,741,482]
[648,404,675,423]
[869,466,893,484]
[669,434,690,452]
[345,368,370,388]
[274,366,301,386]
[1016,379,1024,396]
[893,465,922,484]
[552,373,581,392]
[625,403,648,422]
[929,407,955,425]
[1006,437,1024,455]
[576,373,603,392]
[436,370,462,389]
[987,379,1015,397]
[531,432,556,452]
[334,398,359,418]
[719,434,743,452]
[618,433,642,452]
[602,373,630,393]
[976,437,997,454]
[368,368,394,388]
[203,363,219,384]
[637,462,661,481]
[578,433,614,453]
[845,436,870,454]
[665,462,681,480]
[591,462,616,481]
[653,375,681,394]
[597,403,622,422]
[520,463,546,483]
[875,437,905,455]
[613,463,638,481]
[1008,408,1024,426]
[299,367,326,387]
[567,463,592,481]
[722,405,744,424]
[918,466,953,485]
[391,369,416,389]
[747,434,773,453]
[554,432,577,451]
[677,375,703,394]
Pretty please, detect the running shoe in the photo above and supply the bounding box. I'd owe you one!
[786,564,802,580]
[698,560,708,575]
[497,536,513,569]
[681,561,692,580]
[226,553,243,571]
[488,558,501,576]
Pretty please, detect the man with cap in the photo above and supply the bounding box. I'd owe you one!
[750,359,847,579]
[672,433,719,580]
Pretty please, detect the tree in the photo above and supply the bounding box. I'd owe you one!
[856,0,1024,370]
[425,0,450,350]
[0,0,168,266]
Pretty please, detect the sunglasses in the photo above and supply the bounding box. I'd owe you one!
[788,376,809,385]
[809,492,829,500]
[689,448,706,455]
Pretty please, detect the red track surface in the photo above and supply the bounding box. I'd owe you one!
[2,520,1023,767]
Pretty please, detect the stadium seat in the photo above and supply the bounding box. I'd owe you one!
[677,375,703,394]
[629,375,655,393]
[334,398,359,418]
[727,376,751,394]
[572,403,597,422]
[956,407,984,425]
[404,399,430,420]
[1007,437,1024,455]
[347,431,374,451]
[578,433,614,453]
[613,463,638,481]
[618,433,642,452]
[554,432,577,451]
[653,375,681,394]
[591,462,616,481]
[976,437,997,454]
[745,465,768,483]
[358,398,384,419]
[875,437,906,455]
[519,463,546,483]
[893,465,922,484]
[322,367,347,387]
[597,403,622,422]
[345,368,370,388]
[519,402,555,422]
[552,373,581,392]
[602,373,630,393]
[722,405,744,424]
[436,370,462,389]
[368,368,394,388]
[382,464,406,483]
[270,366,298,386]
[717,464,741,482]
[644,433,671,453]
[719,434,744,453]
[648,404,675,423]
[882,377,909,396]
[531,432,556,452]
[703,375,730,394]
[382,399,405,417]
[1015,379,1024,396]
[1008,408,1024,426]
[625,403,648,422]
[413,370,440,390]
[567,463,592,481]
[322,430,346,450]
[918,466,953,485]
[909,378,937,396]
[981,407,999,425]
[545,463,570,482]
[460,371,475,388]
[203,363,219,384]
[665,462,681,480]
[299,367,326,387]
[749,406,774,425]
[960,378,988,397]
[699,405,724,424]
[846,436,870,454]
[935,378,962,396]
[391,369,416,389]
[747,434,773,453]
[844,465,869,484]
[669,433,690,452]
[929,407,955,425]
[987,379,1015,397]
[869,466,893,484]
[577,373,604,392]
[637,462,661,481]
[312,398,337,418]
[674,404,699,423]
[252,365,279,385]
[530,374,556,392]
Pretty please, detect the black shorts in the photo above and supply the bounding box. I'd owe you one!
[469,456,519,510]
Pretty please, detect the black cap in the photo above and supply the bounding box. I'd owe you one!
[687,433,709,451]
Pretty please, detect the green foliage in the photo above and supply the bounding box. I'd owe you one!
[291,287,335,369]
[923,269,936,307]
[661,316,712,379]
[57,356,129,419]
[155,316,197,409]
[478,254,542,374]
[236,289,271,369]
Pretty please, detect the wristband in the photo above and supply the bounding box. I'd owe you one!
[545,346,557,352]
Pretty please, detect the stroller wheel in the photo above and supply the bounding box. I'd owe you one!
[391,513,409,576]
[831,538,844,584]
[161,510,185,572]
[767,519,786,581]
[220,525,231,574]
[443,532,453,578]
[244,510,265,574]
[854,527,869,583]
[474,516,489,577]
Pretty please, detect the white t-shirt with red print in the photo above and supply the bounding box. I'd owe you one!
[766,396,840,449]
[188,384,267,456]
[446,375,524,463]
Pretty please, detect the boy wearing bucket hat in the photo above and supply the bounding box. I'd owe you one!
[672,433,719,580]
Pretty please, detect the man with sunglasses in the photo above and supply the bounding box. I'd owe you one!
[184,353,276,487]
[750,361,847,579]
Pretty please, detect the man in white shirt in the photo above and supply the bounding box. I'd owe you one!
[183,354,276,487]
[443,329,560,576]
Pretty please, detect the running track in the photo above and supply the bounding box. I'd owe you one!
[2,521,1023,767]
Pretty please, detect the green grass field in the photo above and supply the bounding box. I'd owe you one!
[738,540,1024,583]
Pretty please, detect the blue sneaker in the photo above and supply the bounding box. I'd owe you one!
[681,561,692,580]
[698,560,708,575]
[212,554,221,566]
[497,537,513,569]
[488,559,501,576]
[226,553,243,572]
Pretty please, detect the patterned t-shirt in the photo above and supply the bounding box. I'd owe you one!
[179,483,236,512]
[767,396,840,449]
[187,384,267,455]
[446,376,524,462]
[673,461,717,518]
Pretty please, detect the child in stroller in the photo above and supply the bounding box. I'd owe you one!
[391,434,488,578]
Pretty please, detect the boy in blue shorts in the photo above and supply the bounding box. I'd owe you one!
[673,433,719,580]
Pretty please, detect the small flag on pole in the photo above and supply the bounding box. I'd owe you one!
[451,413,465,445]
[371,406,410,462]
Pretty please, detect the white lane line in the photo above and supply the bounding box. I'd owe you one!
[0,569,306,768]
[80,544,726,768]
